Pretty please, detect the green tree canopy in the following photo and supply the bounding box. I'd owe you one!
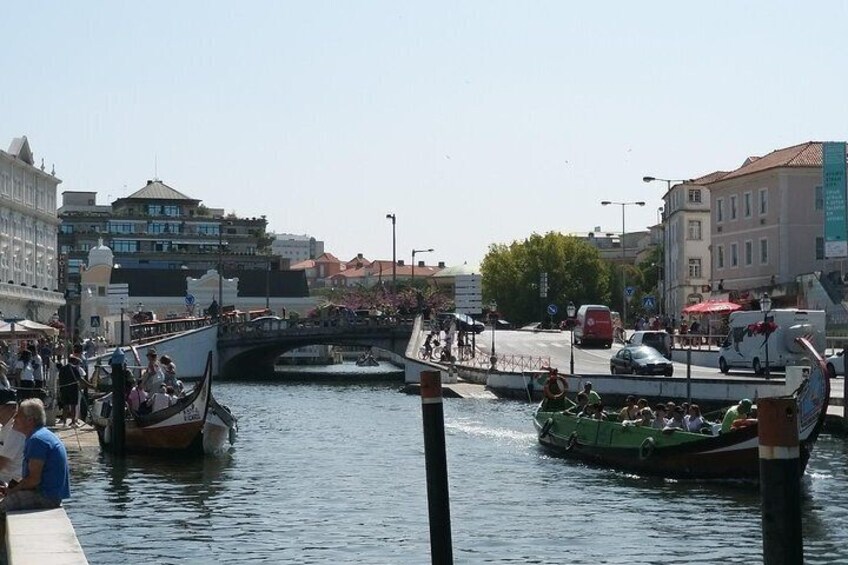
[481,232,612,325]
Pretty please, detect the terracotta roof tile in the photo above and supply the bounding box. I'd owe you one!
[716,142,823,181]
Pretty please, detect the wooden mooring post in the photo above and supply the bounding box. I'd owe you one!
[758,397,802,564]
[420,370,454,565]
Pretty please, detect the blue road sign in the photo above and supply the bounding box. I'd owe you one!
[547,304,558,316]
[90,315,101,328]
[642,296,656,310]
[185,294,196,306]
[625,286,635,298]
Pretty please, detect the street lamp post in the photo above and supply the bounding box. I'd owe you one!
[601,200,646,329]
[489,300,497,370]
[265,257,271,310]
[761,292,772,378]
[567,301,576,374]
[643,176,689,319]
[411,248,434,283]
[386,213,397,289]
[218,222,224,311]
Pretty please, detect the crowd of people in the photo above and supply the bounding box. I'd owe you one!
[563,382,756,435]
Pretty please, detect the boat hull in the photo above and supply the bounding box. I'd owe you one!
[534,336,829,481]
[203,398,237,456]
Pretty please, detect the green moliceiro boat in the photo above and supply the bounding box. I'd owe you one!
[533,336,830,480]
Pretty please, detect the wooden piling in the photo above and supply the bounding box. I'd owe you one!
[758,397,802,564]
[420,370,453,565]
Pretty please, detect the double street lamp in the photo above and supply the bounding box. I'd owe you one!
[643,176,689,318]
[411,248,434,283]
[601,200,645,329]
[386,213,397,288]
[566,301,576,374]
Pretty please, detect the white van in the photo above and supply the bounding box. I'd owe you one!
[628,330,672,359]
[718,309,826,374]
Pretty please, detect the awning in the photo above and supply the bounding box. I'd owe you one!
[0,319,59,337]
[682,300,743,314]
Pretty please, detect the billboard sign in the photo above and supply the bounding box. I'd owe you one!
[823,141,848,258]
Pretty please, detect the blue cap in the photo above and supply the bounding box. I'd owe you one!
[110,348,126,365]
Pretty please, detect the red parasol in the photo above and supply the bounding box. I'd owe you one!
[681,300,743,314]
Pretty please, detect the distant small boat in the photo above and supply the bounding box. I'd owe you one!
[91,352,235,455]
[355,353,379,367]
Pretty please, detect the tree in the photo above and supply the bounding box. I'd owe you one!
[481,232,612,325]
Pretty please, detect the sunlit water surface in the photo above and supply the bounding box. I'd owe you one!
[66,375,848,564]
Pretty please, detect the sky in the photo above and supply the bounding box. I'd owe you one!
[3,2,848,268]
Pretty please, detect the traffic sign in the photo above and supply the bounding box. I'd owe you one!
[642,296,656,310]
[185,293,196,307]
[625,286,635,298]
[547,304,558,316]
[90,315,101,328]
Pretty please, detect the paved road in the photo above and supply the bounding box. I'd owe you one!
[478,328,846,395]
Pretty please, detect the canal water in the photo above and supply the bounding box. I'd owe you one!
[67,374,848,564]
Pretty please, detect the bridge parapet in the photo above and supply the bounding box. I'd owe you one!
[218,316,414,343]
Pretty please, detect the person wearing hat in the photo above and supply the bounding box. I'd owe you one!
[0,396,23,485]
[721,398,754,433]
[582,382,601,406]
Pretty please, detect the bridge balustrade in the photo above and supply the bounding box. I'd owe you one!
[217,315,415,341]
[130,317,214,344]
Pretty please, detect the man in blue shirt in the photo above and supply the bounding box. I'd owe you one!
[0,398,70,512]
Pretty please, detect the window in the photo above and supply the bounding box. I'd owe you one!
[717,245,724,269]
[196,223,219,235]
[760,238,768,264]
[147,204,160,216]
[59,225,74,234]
[745,240,753,265]
[759,188,768,215]
[731,243,738,267]
[109,222,135,234]
[688,188,702,203]
[154,241,171,252]
[688,258,702,279]
[730,195,737,220]
[716,198,724,223]
[163,205,181,217]
[744,192,752,217]
[687,220,702,240]
[816,237,824,260]
[113,240,138,253]
[815,186,823,211]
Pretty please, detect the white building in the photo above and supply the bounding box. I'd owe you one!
[271,233,324,265]
[0,136,65,320]
[663,178,714,317]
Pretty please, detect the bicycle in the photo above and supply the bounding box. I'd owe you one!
[418,340,442,361]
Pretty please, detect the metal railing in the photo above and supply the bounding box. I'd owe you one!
[464,353,551,373]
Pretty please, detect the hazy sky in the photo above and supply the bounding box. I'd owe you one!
[3,2,847,268]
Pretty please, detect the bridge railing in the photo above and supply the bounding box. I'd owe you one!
[217,315,415,339]
[463,353,552,373]
[131,317,214,344]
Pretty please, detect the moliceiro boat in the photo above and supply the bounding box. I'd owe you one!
[91,352,236,455]
[533,336,830,480]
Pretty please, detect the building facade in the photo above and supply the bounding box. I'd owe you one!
[271,233,324,265]
[706,142,831,307]
[0,136,65,320]
[663,180,712,317]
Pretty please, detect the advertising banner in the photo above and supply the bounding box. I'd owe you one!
[823,142,848,258]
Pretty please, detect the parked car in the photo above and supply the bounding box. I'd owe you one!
[610,345,674,376]
[627,330,672,359]
[826,349,844,378]
[438,312,485,334]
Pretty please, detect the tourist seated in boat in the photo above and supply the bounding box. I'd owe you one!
[662,407,686,432]
[721,398,756,433]
[621,407,654,427]
[127,379,148,414]
[651,405,668,429]
[618,395,639,421]
[591,403,608,421]
[149,384,176,412]
[684,404,706,432]
[160,355,178,388]
[566,392,589,415]
[582,382,601,406]
[142,348,165,393]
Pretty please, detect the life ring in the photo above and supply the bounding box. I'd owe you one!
[543,374,568,400]
[539,418,555,438]
[564,431,578,452]
[639,437,656,460]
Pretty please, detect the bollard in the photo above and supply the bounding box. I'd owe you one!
[758,397,802,564]
[109,348,126,455]
[420,370,454,565]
